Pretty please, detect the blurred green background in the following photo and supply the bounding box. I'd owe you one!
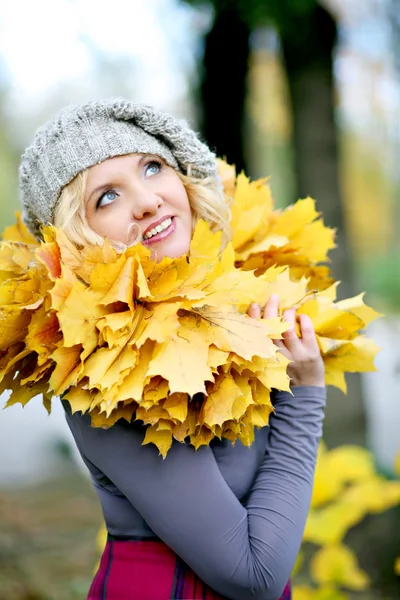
[0,0,399,598]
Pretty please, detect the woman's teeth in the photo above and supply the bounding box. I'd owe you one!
[144,217,172,240]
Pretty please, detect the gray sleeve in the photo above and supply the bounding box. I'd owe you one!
[67,386,326,600]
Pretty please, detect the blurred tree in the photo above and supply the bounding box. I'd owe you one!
[183,0,365,445]
[196,4,250,172]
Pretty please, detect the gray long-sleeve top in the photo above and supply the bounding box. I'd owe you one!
[62,385,326,600]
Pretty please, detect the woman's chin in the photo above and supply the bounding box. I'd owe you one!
[146,239,190,263]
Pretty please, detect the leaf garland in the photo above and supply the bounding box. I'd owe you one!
[0,160,381,456]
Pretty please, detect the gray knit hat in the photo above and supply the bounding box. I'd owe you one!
[19,99,218,239]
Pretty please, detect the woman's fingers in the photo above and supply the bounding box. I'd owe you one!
[282,308,296,329]
[282,308,302,353]
[263,294,279,319]
[298,314,320,353]
[248,302,261,319]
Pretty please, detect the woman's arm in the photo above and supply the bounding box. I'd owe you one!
[64,384,325,600]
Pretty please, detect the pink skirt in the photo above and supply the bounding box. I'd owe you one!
[88,536,291,599]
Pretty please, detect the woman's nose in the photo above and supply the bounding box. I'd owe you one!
[130,187,163,219]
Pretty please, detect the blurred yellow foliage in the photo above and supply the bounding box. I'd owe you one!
[310,545,369,590]
[296,443,400,596]
[311,444,375,508]
[304,501,365,545]
[292,586,349,600]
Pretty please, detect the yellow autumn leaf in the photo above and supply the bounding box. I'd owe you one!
[83,343,137,394]
[57,281,107,348]
[297,295,380,392]
[91,254,136,308]
[142,424,173,458]
[256,352,291,392]
[5,378,51,409]
[230,173,273,250]
[136,404,172,426]
[63,386,97,414]
[298,304,363,340]
[1,212,38,245]
[50,345,85,395]
[258,268,310,312]
[36,239,63,279]
[189,218,223,267]
[272,197,321,237]
[310,544,369,590]
[163,393,188,423]
[0,241,36,275]
[335,293,382,327]
[200,376,243,427]
[0,311,32,349]
[216,158,236,198]
[136,302,181,346]
[148,325,212,396]
[190,425,216,450]
[324,337,380,394]
[288,217,336,263]
[186,306,286,359]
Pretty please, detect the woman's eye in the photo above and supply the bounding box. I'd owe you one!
[145,161,161,177]
[97,190,117,208]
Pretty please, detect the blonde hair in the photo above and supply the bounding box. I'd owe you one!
[53,161,231,251]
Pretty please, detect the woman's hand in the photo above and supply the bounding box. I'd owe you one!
[248,294,325,388]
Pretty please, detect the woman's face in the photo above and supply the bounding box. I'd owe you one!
[84,153,192,260]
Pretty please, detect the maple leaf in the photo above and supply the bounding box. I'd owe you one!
[143,424,173,458]
[296,289,381,393]
[219,160,336,289]
[1,212,38,245]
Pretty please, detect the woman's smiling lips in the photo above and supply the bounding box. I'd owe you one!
[142,216,175,246]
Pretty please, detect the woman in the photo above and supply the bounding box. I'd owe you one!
[19,99,326,600]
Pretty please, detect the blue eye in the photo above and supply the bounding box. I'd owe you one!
[97,190,117,208]
[145,161,162,177]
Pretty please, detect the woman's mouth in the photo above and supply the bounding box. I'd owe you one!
[142,216,175,245]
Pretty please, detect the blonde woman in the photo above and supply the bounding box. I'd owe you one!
[19,99,326,600]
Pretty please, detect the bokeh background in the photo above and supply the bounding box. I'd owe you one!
[0,0,399,598]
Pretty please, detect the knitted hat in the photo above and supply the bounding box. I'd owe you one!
[19,99,218,239]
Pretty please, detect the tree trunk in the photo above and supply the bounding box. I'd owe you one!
[200,6,250,172]
[280,4,366,446]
